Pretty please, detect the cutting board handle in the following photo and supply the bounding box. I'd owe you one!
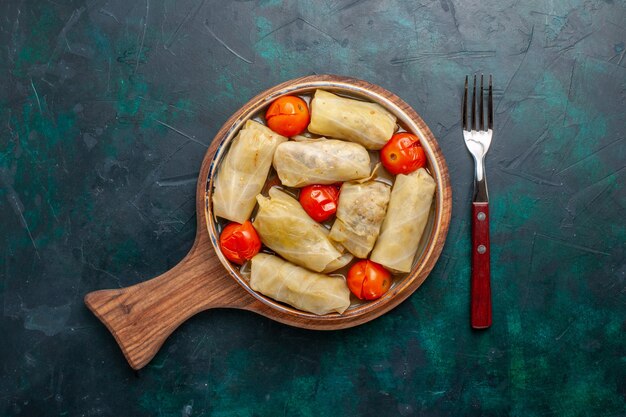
[84,233,257,370]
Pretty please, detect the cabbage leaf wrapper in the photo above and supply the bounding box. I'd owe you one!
[213,120,287,223]
[370,168,436,272]
[273,139,370,187]
[253,187,345,272]
[329,181,391,258]
[307,90,397,150]
[250,253,351,315]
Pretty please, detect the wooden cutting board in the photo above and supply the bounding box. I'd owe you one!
[84,75,452,370]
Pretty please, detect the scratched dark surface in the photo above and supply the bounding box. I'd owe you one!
[1,0,625,416]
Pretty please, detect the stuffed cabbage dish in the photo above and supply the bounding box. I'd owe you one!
[212,90,436,315]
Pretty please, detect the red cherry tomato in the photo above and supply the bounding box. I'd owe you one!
[299,184,340,222]
[219,221,261,265]
[265,96,310,137]
[380,132,426,175]
[347,260,392,300]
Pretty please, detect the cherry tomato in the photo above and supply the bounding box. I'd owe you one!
[380,132,426,175]
[347,260,392,300]
[299,184,340,222]
[265,96,310,137]
[219,221,261,265]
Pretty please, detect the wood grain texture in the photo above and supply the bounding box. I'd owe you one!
[84,231,257,370]
[471,202,492,329]
[84,74,452,370]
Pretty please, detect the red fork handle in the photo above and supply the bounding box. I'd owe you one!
[471,202,492,329]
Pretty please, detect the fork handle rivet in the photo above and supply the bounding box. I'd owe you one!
[477,212,486,221]
[477,245,486,254]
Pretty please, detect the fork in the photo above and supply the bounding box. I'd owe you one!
[463,74,493,329]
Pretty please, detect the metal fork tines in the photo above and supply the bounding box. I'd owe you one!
[462,74,493,202]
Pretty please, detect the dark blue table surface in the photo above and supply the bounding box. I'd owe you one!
[1,1,624,416]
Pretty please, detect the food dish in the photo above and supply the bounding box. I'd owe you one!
[213,90,435,314]
[209,79,446,318]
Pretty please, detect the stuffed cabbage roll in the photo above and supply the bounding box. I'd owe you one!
[370,168,436,272]
[329,181,391,258]
[307,90,397,150]
[250,254,351,315]
[272,139,370,187]
[253,187,344,272]
[213,120,287,223]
